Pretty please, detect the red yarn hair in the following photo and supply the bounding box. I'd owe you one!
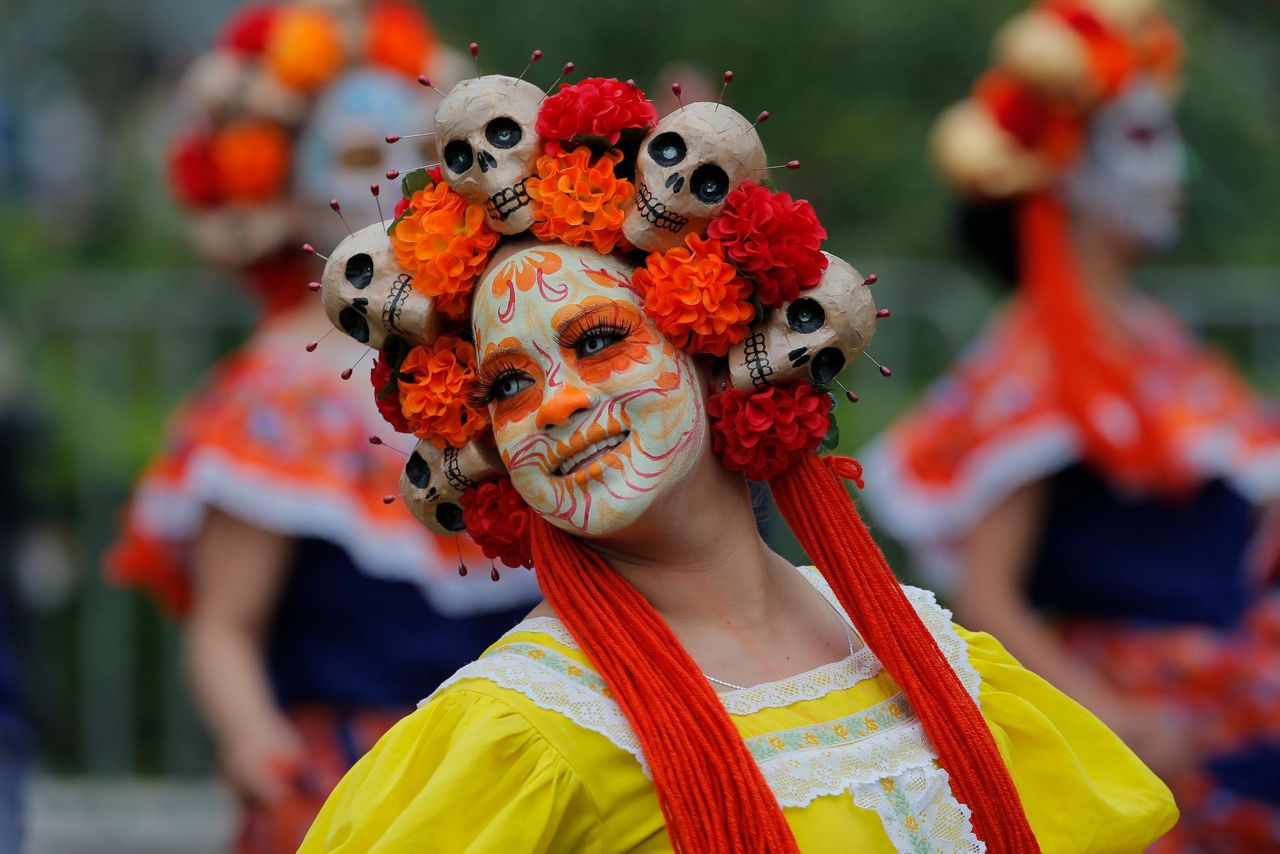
[529,451,1040,852]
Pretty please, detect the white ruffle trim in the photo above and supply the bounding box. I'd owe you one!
[128,448,540,617]
[851,758,984,854]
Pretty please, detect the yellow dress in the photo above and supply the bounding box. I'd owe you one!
[301,569,1177,853]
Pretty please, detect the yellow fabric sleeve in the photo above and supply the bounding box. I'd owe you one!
[959,624,1180,853]
[299,686,602,853]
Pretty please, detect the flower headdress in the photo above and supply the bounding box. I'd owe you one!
[315,59,1040,853]
[167,0,441,316]
[931,0,1192,494]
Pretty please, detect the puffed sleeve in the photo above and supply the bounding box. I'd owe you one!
[300,686,602,853]
[958,625,1179,853]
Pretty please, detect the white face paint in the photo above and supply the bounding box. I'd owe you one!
[1063,76,1186,252]
[295,70,436,247]
[470,244,706,536]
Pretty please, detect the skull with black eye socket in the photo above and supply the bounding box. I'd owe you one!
[434,75,543,235]
[399,437,505,536]
[623,102,766,253]
[727,252,878,392]
[320,223,441,350]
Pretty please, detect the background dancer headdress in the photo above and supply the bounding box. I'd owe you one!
[311,53,1042,853]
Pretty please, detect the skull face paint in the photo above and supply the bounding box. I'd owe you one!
[1062,76,1186,252]
[296,70,436,247]
[471,244,705,536]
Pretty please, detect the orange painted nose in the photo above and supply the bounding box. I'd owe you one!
[536,384,593,431]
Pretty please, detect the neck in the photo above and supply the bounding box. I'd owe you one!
[1070,213,1134,315]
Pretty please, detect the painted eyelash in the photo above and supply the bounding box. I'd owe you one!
[467,357,525,408]
[556,307,637,352]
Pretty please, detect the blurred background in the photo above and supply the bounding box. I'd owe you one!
[0,0,1277,850]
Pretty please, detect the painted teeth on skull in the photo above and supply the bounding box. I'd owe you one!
[381,272,413,334]
[484,178,532,221]
[635,182,689,232]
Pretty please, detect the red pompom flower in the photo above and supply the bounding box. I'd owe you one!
[370,349,412,433]
[167,132,222,208]
[219,4,279,55]
[536,77,658,148]
[707,381,831,480]
[460,477,535,569]
[706,181,829,309]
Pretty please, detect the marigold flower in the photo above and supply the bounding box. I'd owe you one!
[459,477,534,569]
[706,382,830,480]
[265,7,343,92]
[632,234,755,356]
[535,77,658,146]
[397,336,490,448]
[389,182,499,320]
[366,1,436,78]
[528,148,632,254]
[209,122,291,202]
[706,181,828,309]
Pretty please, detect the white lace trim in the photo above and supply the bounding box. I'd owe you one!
[852,759,985,854]
[500,616,577,648]
[720,648,882,716]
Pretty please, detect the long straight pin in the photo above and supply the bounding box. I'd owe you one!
[417,75,446,96]
[371,183,385,229]
[385,162,439,181]
[301,243,329,261]
[469,42,480,77]
[863,273,878,286]
[384,131,436,144]
[455,540,469,576]
[761,160,801,172]
[864,351,893,378]
[341,347,373,380]
[835,378,859,404]
[752,110,770,129]
[329,199,354,238]
[541,61,575,100]
[715,70,733,111]
[517,49,543,82]
[368,435,411,456]
[305,327,336,352]
[671,82,684,111]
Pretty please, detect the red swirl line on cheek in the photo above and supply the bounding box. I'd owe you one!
[507,435,554,472]
[536,267,569,302]
[533,341,563,389]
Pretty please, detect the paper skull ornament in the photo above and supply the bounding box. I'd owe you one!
[400,438,505,535]
[727,253,877,392]
[624,102,766,253]
[184,50,309,126]
[434,75,543,234]
[320,223,440,350]
[189,203,294,266]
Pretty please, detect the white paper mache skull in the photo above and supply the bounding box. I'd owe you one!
[623,102,766,253]
[727,253,877,392]
[434,75,544,235]
[184,50,309,126]
[400,438,505,535]
[320,223,440,350]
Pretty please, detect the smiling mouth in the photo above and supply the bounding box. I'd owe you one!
[555,431,630,476]
[635,182,689,233]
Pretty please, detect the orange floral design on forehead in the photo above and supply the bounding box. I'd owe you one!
[488,249,568,324]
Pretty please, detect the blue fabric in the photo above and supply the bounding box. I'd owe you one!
[267,539,526,709]
[1027,465,1256,628]
[1207,742,1280,807]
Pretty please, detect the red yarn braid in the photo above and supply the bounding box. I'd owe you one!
[769,453,1041,853]
[529,517,800,854]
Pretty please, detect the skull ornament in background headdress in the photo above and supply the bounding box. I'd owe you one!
[321,223,440,349]
[624,102,766,253]
[727,253,878,392]
[400,438,505,535]
[434,75,545,234]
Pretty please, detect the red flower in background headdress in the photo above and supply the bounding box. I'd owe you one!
[219,4,279,55]
[632,234,755,356]
[707,382,831,480]
[536,77,658,148]
[209,122,291,202]
[460,477,535,569]
[366,0,437,79]
[168,132,222,208]
[707,182,828,309]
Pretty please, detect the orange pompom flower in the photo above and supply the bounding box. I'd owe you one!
[398,335,490,449]
[390,182,500,320]
[633,234,756,356]
[366,0,437,78]
[210,122,291,201]
[528,148,632,254]
[265,7,343,92]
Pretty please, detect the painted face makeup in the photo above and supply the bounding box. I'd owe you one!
[470,244,706,536]
[1063,75,1187,252]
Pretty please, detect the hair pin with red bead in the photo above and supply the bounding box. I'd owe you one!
[469,42,480,78]
[341,347,373,381]
[671,82,684,111]
[305,327,335,352]
[517,49,543,82]
[370,183,385,229]
[864,351,892,378]
[761,160,801,172]
[329,199,354,238]
[417,75,446,97]
[863,273,878,286]
[541,61,575,99]
[301,243,329,261]
[715,70,733,111]
[384,131,436,145]
[751,110,770,130]
[834,377,860,404]
[385,161,439,181]
[876,308,890,319]
[368,434,410,456]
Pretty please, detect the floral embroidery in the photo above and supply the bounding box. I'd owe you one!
[744,692,916,763]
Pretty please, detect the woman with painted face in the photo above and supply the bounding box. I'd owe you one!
[299,56,1176,854]
[107,4,537,851]
[861,2,1280,848]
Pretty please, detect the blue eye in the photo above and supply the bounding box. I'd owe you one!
[493,372,534,401]
[580,333,614,356]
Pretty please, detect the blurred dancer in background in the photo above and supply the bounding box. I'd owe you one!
[864,1,1280,848]
[106,3,536,850]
